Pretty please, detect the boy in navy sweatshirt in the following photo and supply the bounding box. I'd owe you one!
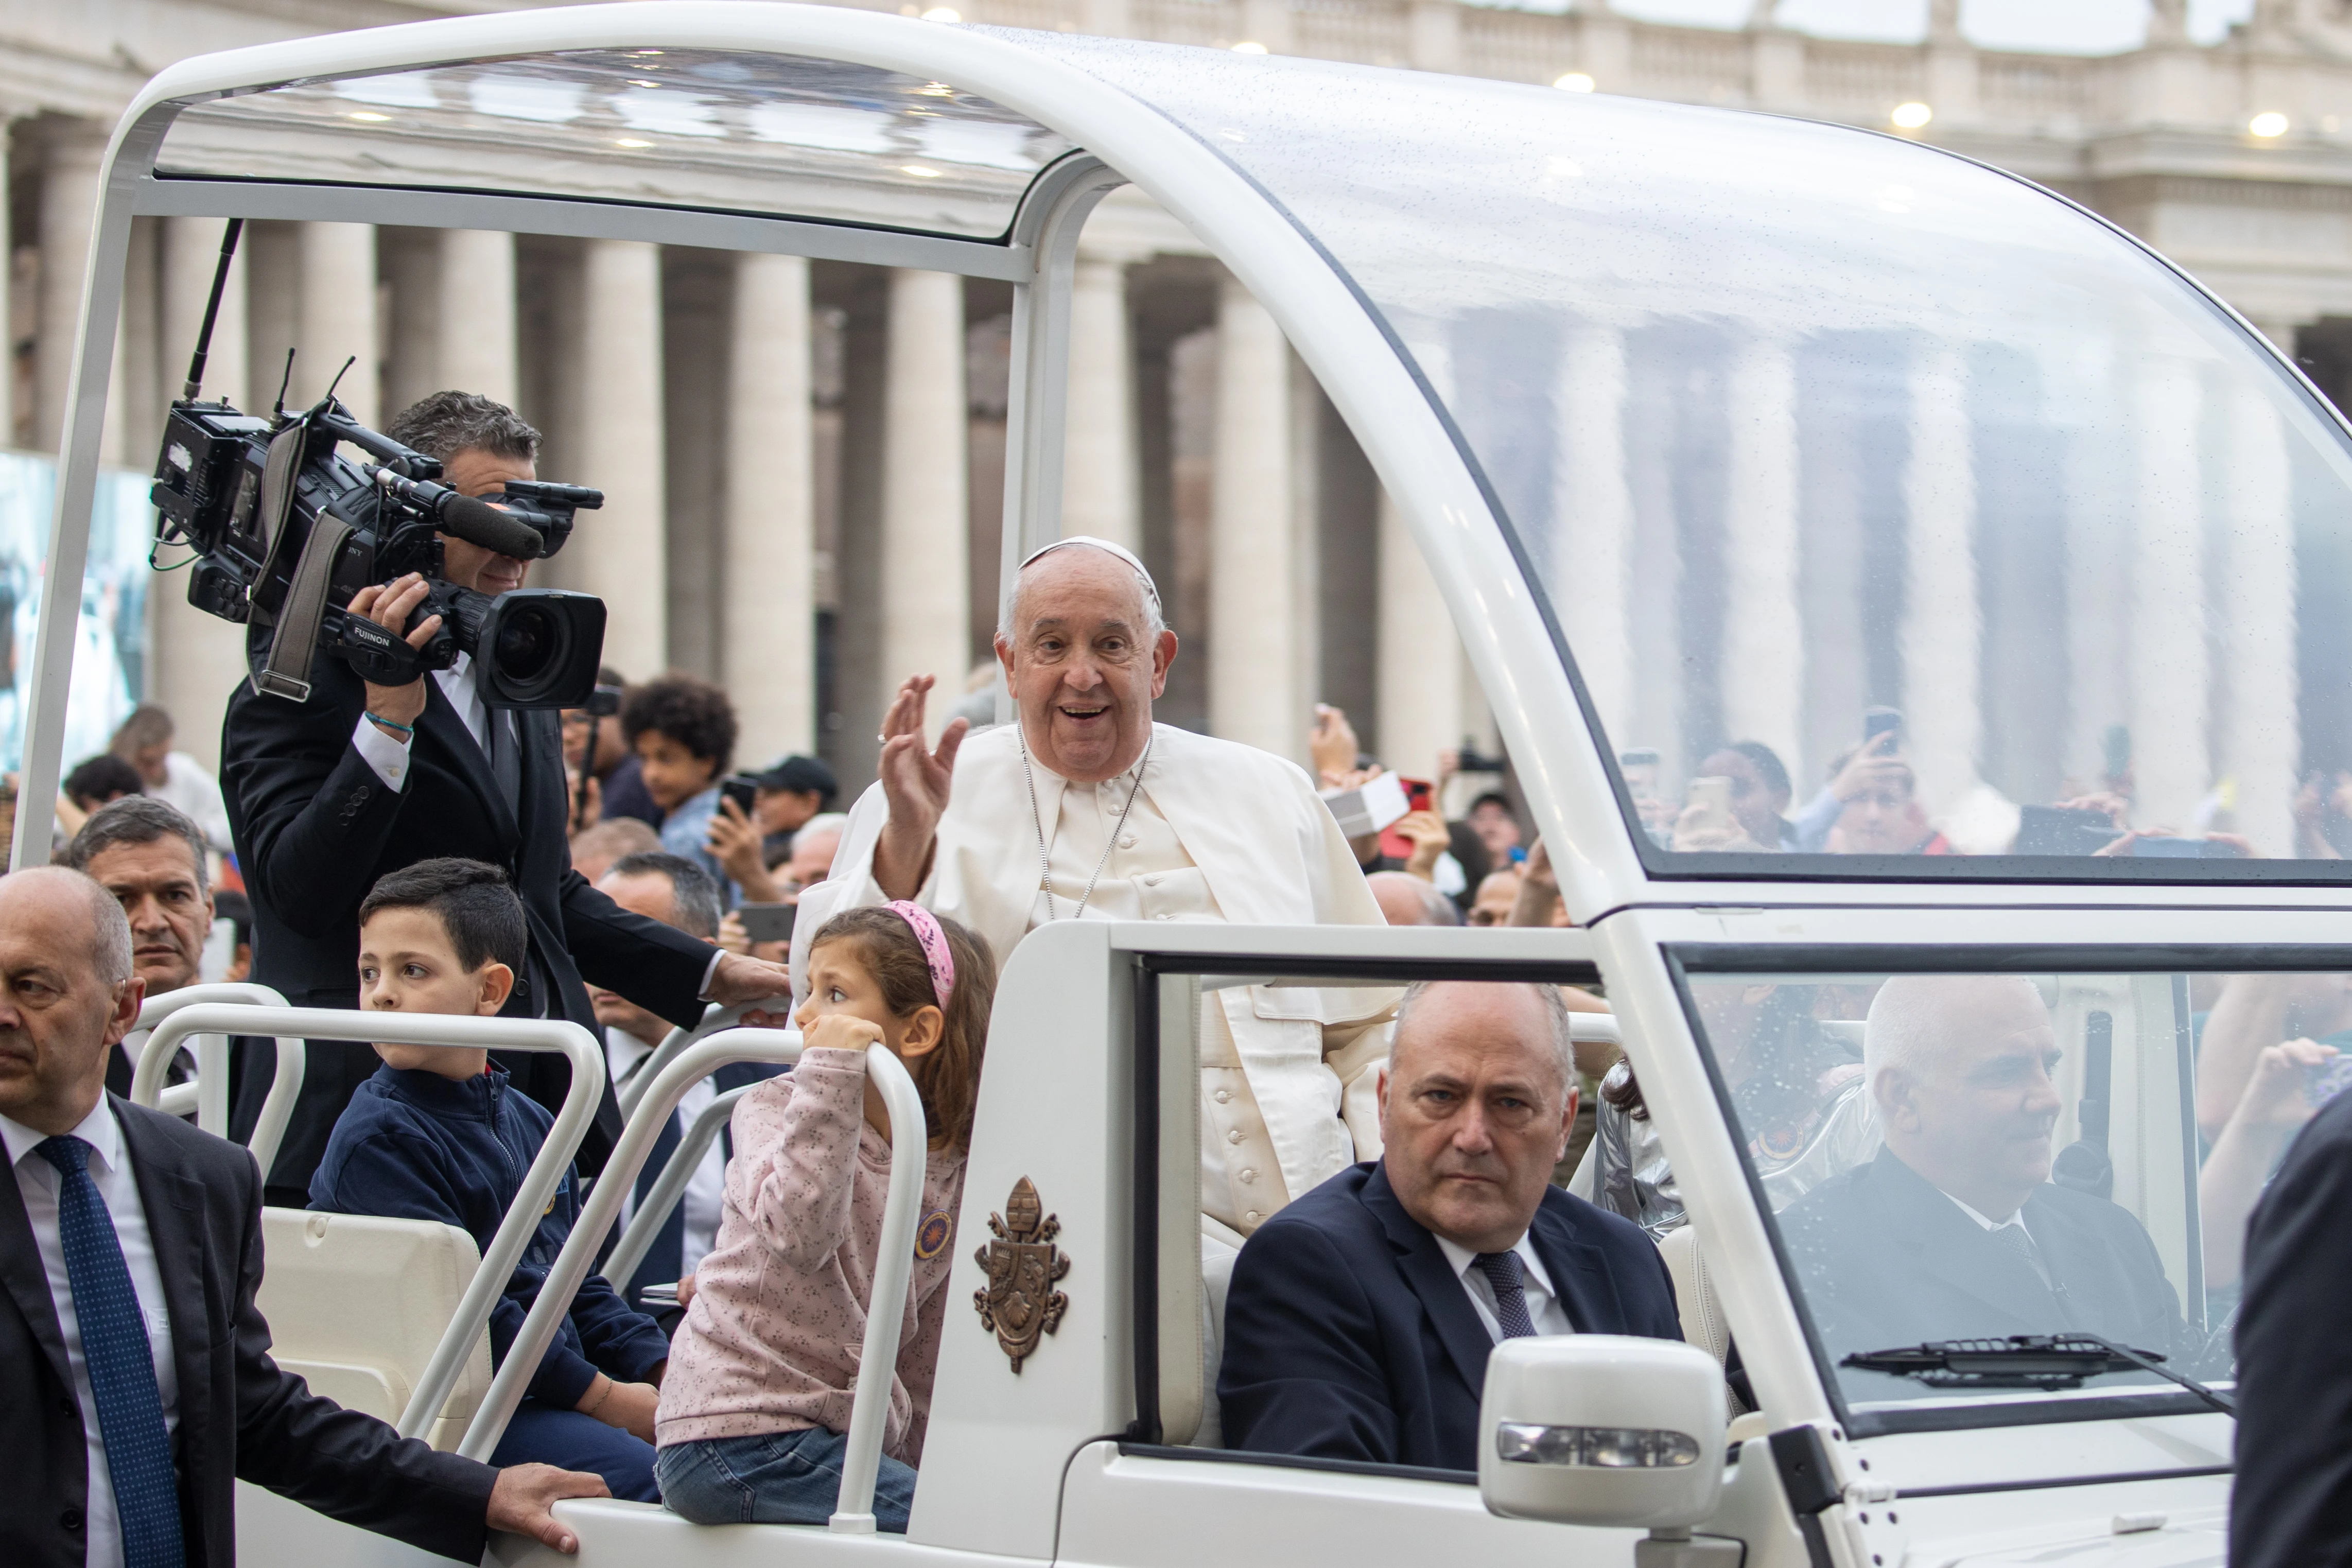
[309,858,671,1501]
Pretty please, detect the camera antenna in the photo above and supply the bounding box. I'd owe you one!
[179,218,243,403]
[319,354,357,407]
[271,348,295,419]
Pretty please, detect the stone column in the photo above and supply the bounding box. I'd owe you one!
[2128,358,2209,830]
[1408,0,1461,73]
[162,218,249,409]
[575,239,667,678]
[1376,489,1459,782]
[36,120,109,456]
[438,228,518,408]
[2218,388,2296,857]
[151,218,253,770]
[724,251,815,759]
[880,268,968,728]
[298,222,378,424]
[1553,322,1636,744]
[1061,254,1140,552]
[1719,334,1804,781]
[102,220,159,468]
[1209,277,1301,760]
[1898,341,1980,816]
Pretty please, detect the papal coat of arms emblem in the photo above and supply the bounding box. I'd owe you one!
[972,1175,1070,1371]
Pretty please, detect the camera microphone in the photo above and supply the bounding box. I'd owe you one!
[375,470,545,561]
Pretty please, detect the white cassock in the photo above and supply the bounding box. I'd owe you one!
[793,720,1392,1240]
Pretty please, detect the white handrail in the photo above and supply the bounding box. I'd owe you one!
[830,1043,928,1534]
[458,1023,936,1531]
[135,1004,605,1439]
[599,1037,803,1293]
[619,1001,758,1120]
[459,1026,804,1461]
[129,982,298,1146]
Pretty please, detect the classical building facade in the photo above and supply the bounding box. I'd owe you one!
[9,0,2352,802]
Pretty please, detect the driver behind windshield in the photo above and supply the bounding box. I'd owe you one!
[1777,975,2200,1382]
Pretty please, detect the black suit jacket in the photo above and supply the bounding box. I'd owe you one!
[1217,1160,1684,1471]
[221,638,715,1191]
[0,1096,494,1568]
[2232,1090,2352,1567]
[1776,1147,2198,1385]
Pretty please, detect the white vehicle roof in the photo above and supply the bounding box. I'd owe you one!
[26,2,2351,924]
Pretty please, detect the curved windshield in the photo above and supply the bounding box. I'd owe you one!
[1024,34,2352,880]
[1670,959,2318,1433]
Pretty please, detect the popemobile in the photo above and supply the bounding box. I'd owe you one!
[27,1,2343,1562]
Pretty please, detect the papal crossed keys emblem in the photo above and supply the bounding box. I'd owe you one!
[973,1175,1070,1372]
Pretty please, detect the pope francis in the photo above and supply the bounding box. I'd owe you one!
[794,537,1390,1245]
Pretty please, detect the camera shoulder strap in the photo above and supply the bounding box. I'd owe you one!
[255,514,354,702]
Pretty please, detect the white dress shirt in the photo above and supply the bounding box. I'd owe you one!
[351,654,502,791]
[3,1099,180,1568]
[1435,1231,1577,1342]
[606,1027,726,1277]
[1944,1190,2036,1243]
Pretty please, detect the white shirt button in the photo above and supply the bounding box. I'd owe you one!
[1245,1210,1261,1224]
[1155,912,1173,920]
[1214,1090,1232,1104]
[1227,1129,1244,1145]
[1144,874,1163,887]
[1239,1168,1257,1183]
[1119,833,1138,849]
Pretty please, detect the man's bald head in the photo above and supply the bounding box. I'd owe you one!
[1369,872,1461,928]
[1865,974,2063,1220]
[0,867,144,1135]
[0,867,135,987]
[1380,980,1580,1253]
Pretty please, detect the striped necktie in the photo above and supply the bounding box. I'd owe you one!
[1473,1249,1540,1338]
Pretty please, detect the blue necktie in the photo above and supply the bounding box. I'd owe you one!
[36,1135,184,1568]
[1473,1250,1540,1339]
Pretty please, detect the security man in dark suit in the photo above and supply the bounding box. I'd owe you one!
[1218,980,1683,1471]
[221,393,792,1204]
[1776,974,2198,1386]
[0,866,607,1567]
[2231,1065,2352,1565]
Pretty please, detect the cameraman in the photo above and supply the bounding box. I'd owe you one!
[223,391,792,1205]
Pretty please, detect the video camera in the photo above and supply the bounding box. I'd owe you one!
[147,221,608,710]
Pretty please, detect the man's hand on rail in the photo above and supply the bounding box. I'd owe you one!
[705,950,795,1026]
[487,1462,610,1553]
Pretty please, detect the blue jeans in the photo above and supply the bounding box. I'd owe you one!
[656,1428,917,1531]
[490,1398,660,1503]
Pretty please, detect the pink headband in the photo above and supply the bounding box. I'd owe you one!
[885,901,955,1008]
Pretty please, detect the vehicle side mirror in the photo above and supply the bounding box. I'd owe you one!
[1478,1335,1727,1534]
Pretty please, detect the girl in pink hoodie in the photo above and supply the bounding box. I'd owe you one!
[654,902,995,1531]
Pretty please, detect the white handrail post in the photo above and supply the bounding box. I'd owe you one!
[829,1046,929,1532]
[458,1026,803,1460]
[128,982,294,1141]
[600,1071,790,1293]
[133,1003,606,1439]
[620,1001,756,1120]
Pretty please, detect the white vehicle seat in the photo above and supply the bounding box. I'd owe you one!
[1658,1223,1728,1364]
[256,1208,494,1451]
[1194,1240,1237,1448]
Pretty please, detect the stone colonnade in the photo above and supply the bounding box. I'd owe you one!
[19,124,1484,790]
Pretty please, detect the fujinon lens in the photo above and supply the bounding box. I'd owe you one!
[471,589,606,709]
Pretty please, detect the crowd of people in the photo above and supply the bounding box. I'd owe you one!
[4,387,2341,1564]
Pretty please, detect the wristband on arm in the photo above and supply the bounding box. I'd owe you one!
[365,712,416,738]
